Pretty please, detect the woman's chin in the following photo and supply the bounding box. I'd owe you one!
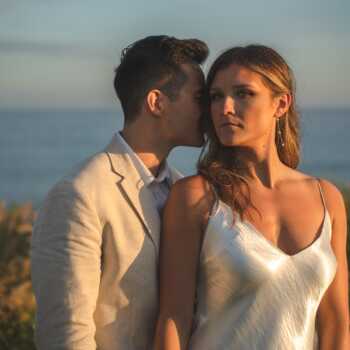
[217,134,239,147]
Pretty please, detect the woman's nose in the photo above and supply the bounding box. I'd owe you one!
[223,96,234,115]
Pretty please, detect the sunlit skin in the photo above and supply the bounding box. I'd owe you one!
[209,64,288,169]
[121,63,205,176]
[164,64,205,148]
[154,64,349,349]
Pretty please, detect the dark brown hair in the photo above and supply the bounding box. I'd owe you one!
[114,35,208,123]
[198,44,300,217]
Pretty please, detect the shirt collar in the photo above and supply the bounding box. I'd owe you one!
[116,131,171,187]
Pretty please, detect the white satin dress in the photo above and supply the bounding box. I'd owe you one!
[189,184,337,350]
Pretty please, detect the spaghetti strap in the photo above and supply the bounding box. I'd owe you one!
[316,179,327,211]
[209,184,220,218]
[211,184,219,201]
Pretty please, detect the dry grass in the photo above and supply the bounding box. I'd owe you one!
[0,202,36,349]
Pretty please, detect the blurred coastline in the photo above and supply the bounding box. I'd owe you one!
[1,107,350,206]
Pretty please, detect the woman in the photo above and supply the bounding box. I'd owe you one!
[154,45,349,349]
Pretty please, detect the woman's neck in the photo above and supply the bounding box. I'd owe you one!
[232,143,286,189]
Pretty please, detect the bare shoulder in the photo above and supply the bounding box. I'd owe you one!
[166,175,214,227]
[169,175,212,204]
[295,169,347,222]
[283,169,346,216]
[287,169,344,202]
[318,178,346,218]
[317,178,344,199]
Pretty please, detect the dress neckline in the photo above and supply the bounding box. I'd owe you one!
[236,208,330,258]
[214,198,330,259]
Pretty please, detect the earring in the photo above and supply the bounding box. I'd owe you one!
[277,118,285,147]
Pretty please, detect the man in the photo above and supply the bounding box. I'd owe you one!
[31,35,208,349]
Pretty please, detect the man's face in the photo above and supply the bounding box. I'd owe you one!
[165,64,205,147]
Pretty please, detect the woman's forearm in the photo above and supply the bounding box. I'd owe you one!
[318,323,349,350]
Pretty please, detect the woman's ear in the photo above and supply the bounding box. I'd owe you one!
[146,89,165,117]
[275,93,292,118]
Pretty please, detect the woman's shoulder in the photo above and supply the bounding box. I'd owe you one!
[167,175,215,219]
[317,178,346,217]
[171,174,212,198]
[289,169,345,215]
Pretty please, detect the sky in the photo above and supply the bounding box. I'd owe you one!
[0,0,349,109]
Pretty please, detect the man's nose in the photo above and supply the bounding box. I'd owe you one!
[223,96,235,115]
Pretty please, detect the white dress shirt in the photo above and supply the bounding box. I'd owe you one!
[116,132,171,214]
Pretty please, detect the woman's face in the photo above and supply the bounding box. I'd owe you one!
[209,64,281,149]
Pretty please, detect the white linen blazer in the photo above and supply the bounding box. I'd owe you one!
[31,134,182,350]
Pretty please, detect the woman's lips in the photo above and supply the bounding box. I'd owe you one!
[220,122,242,128]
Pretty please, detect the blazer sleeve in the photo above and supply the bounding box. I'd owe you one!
[31,180,102,350]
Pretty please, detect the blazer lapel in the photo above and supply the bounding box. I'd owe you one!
[104,135,161,251]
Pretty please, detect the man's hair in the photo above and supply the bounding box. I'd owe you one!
[114,35,208,123]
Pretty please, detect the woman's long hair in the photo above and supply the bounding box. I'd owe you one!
[198,45,300,217]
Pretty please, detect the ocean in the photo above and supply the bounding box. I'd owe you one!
[1,108,349,206]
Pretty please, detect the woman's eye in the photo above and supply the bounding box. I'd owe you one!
[236,90,254,98]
